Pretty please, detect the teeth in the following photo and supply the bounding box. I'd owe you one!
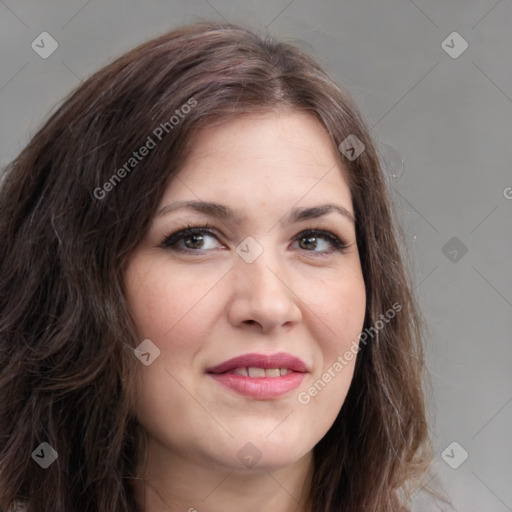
[228,367,291,378]
[248,367,266,378]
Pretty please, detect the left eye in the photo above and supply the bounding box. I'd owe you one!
[291,230,346,253]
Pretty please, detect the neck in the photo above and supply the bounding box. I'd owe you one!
[132,436,314,512]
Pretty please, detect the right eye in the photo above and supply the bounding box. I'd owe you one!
[161,226,226,253]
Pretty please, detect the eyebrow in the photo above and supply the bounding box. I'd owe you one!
[157,200,243,223]
[284,203,355,225]
[157,200,355,225]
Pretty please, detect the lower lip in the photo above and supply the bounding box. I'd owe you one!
[208,372,306,399]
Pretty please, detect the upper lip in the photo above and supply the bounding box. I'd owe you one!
[206,352,309,374]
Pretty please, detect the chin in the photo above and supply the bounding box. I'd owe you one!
[226,434,311,472]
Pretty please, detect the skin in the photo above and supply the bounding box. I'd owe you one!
[125,110,367,512]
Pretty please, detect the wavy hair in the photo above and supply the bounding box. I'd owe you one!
[0,21,433,512]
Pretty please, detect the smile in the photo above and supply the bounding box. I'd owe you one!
[224,367,293,377]
[206,352,309,399]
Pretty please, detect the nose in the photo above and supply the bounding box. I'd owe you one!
[226,252,303,334]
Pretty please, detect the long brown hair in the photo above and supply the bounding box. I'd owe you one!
[0,21,433,512]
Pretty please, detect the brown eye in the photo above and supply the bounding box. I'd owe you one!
[183,233,206,249]
[292,230,348,253]
[162,227,224,252]
[298,235,319,250]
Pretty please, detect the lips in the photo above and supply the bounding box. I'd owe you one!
[206,352,309,375]
[206,352,309,399]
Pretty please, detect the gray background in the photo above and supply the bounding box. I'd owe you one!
[1,1,511,510]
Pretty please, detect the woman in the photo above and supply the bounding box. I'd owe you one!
[0,21,436,512]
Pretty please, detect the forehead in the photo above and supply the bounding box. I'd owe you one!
[162,110,353,210]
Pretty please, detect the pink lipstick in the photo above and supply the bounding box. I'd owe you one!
[206,352,308,399]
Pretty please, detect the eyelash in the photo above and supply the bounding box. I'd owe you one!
[160,223,349,255]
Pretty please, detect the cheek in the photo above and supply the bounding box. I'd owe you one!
[295,280,365,436]
[297,269,365,412]
[125,256,221,344]
[307,270,366,354]
[330,285,366,354]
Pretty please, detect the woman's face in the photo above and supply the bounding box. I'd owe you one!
[125,110,366,472]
